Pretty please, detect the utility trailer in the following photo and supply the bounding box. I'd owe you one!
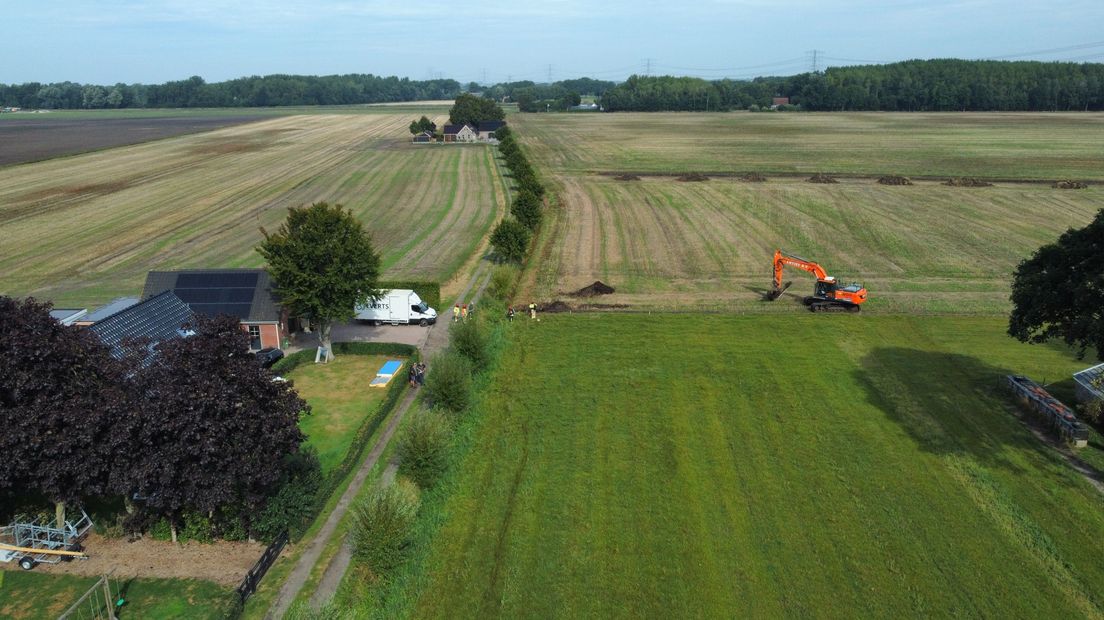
[1005,375,1090,448]
[0,509,93,570]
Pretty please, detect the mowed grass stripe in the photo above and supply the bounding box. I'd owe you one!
[399,315,1104,619]
[0,114,501,304]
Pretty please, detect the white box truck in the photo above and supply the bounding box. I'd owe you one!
[355,290,438,326]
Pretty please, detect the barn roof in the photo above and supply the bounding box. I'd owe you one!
[89,291,194,359]
[142,269,281,322]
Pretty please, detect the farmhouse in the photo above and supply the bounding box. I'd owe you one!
[89,290,194,359]
[443,123,478,142]
[143,268,287,350]
[1073,363,1104,404]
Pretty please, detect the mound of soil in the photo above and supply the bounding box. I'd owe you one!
[540,300,573,313]
[944,177,992,187]
[677,173,709,182]
[1053,179,1088,189]
[877,175,913,186]
[614,174,641,181]
[739,172,768,182]
[571,280,616,297]
[807,173,838,184]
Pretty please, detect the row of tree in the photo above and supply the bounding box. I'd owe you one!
[598,60,1104,112]
[0,74,461,109]
[491,126,545,262]
[0,302,307,540]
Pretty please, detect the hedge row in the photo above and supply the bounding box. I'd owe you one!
[377,280,441,310]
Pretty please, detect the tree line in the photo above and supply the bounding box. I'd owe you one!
[599,60,1104,112]
[0,74,461,109]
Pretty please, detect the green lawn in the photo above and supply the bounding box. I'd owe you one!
[387,314,1104,618]
[288,355,399,474]
[0,571,236,619]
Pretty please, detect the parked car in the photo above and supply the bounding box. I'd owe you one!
[255,347,284,368]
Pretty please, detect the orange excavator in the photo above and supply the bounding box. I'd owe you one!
[765,249,868,312]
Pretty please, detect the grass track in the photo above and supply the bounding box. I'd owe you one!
[0,113,497,306]
[390,314,1104,619]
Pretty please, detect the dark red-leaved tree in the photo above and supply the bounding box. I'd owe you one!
[0,296,129,527]
[117,315,308,541]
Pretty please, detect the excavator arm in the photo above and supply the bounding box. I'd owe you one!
[771,249,828,290]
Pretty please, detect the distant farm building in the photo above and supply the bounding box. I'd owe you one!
[143,268,287,350]
[443,124,478,142]
[89,291,194,360]
[1073,363,1104,404]
[412,131,435,144]
[771,97,790,109]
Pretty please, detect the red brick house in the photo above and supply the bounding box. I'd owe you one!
[143,269,288,350]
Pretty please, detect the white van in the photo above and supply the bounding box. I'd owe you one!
[355,290,437,326]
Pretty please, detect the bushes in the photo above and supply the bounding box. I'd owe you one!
[490,219,531,263]
[490,265,519,301]
[425,351,473,413]
[253,447,324,540]
[450,319,489,370]
[397,410,452,489]
[350,479,421,573]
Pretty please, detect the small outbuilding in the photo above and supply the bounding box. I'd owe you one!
[74,297,141,327]
[49,308,88,326]
[412,131,435,144]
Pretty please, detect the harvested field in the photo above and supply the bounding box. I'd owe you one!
[0,114,269,167]
[527,176,1101,313]
[381,315,1104,618]
[512,112,1104,179]
[0,113,506,306]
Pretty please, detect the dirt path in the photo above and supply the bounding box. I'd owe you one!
[267,261,495,618]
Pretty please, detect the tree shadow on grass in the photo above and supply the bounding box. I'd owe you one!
[853,347,1075,475]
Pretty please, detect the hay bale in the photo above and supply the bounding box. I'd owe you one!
[613,174,641,181]
[807,173,838,184]
[676,173,709,182]
[1053,179,1088,189]
[739,172,767,182]
[877,175,913,186]
[944,177,992,187]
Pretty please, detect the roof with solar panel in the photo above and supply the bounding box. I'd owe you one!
[142,269,282,322]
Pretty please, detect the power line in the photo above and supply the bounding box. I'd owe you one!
[982,40,1104,61]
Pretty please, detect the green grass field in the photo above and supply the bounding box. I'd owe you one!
[513,111,1104,179]
[0,112,505,306]
[386,314,1104,618]
[290,355,397,473]
[0,570,237,619]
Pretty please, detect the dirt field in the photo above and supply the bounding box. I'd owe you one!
[0,114,269,167]
[0,113,506,306]
[10,533,266,586]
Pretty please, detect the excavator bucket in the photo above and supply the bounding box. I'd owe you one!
[765,281,792,301]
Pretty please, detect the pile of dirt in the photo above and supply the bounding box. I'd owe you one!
[806,173,838,184]
[676,173,709,182]
[1053,179,1088,189]
[613,174,641,181]
[570,280,616,297]
[877,175,913,185]
[739,172,768,182]
[540,300,573,313]
[944,177,992,187]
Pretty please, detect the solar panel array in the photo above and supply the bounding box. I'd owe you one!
[173,272,259,319]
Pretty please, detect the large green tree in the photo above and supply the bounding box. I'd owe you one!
[258,202,381,361]
[1008,209,1104,360]
[448,93,504,126]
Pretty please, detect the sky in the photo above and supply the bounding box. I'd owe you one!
[3,1,1104,85]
